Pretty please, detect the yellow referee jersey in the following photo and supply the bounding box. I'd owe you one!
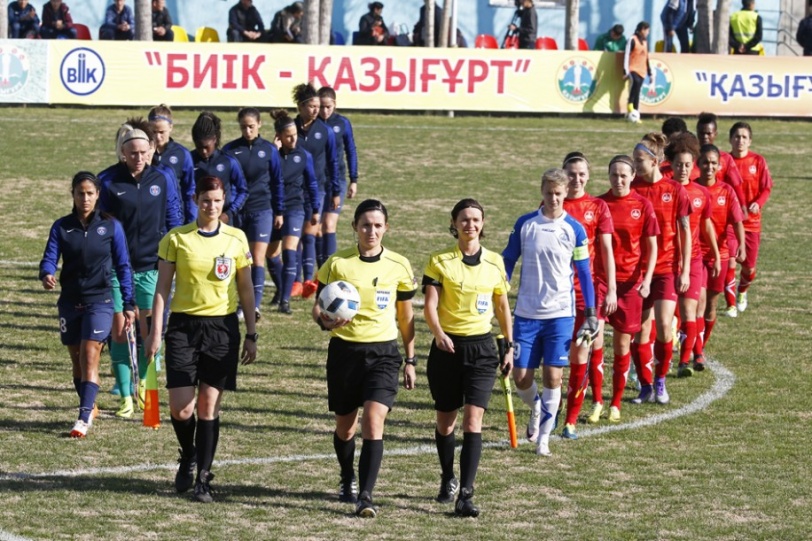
[318,245,416,343]
[423,246,510,336]
[158,222,252,316]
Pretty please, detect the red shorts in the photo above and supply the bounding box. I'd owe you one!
[704,258,727,293]
[743,230,761,269]
[600,280,643,335]
[643,272,678,310]
[572,285,607,340]
[679,257,704,301]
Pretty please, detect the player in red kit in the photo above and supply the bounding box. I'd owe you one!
[695,144,746,367]
[559,152,617,438]
[630,133,692,405]
[597,156,658,422]
[663,133,721,378]
[729,122,773,315]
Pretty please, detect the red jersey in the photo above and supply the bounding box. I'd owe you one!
[564,195,614,307]
[682,181,712,261]
[718,150,746,205]
[631,176,692,275]
[597,190,660,285]
[733,151,773,233]
[700,181,743,262]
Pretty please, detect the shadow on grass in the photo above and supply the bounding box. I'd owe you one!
[0,342,50,352]
[0,299,55,309]
[0,322,59,333]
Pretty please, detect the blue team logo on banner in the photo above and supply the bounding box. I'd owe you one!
[60,47,105,96]
[0,46,31,97]
[640,59,674,106]
[557,57,596,103]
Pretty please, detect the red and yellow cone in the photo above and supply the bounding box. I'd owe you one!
[142,358,160,429]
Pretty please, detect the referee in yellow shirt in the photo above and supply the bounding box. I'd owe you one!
[146,176,257,504]
[312,199,417,518]
[423,198,513,518]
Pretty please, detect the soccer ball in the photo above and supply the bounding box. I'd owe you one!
[318,280,361,322]
[627,109,641,123]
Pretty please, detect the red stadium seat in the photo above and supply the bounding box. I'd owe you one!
[578,38,589,51]
[474,34,498,49]
[535,36,558,50]
[74,23,92,40]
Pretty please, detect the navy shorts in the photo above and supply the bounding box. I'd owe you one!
[241,209,274,243]
[57,300,114,346]
[323,179,347,215]
[164,312,240,391]
[305,187,325,221]
[427,333,499,412]
[326,337,402,416]
[270,209,305,242]
[513,315,574,369]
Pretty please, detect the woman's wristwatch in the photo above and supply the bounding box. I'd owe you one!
[404,356,417,366]
[245,332,259,342]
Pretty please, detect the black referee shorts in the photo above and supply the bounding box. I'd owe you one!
[326,337,402,416]
[427,332,499,413]
[164,312,240,391]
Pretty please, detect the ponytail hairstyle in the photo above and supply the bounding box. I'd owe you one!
[148,103,174,125]
[195,175,225,196]
[635,132,668,163]
[608,154,635,175]
[317,86,337,101]
[292,82,319,105]
[449,198,485,239]
[270,109,296,134]
[192,111,222,149]
[562,151,590,170]
[237,107,261,123]
[71,171,102,214]
[353,199,388,225]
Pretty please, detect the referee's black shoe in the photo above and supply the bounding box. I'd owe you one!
[436,476,459,503]
[175,448,196,493]
[355,491,377,518]
[455,487,479,518]
[193,470,214,503]
[278,301,292,315]
[338,475,358,503]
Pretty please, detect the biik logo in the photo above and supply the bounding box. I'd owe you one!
[60,48,105,96]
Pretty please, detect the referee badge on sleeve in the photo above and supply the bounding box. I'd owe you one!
[214,257,233,280]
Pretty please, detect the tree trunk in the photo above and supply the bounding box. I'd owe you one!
[304,0,320,45]
[0,0,9,39]
[439,0,451,47]
[134,0,152,41]
[713,0,732,54]
[564,0,579,50]
[426,0,435,48]
[319,0,333,45]
[695,0,713,53]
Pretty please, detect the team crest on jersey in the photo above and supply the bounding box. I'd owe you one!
[662,193,672,203]
[214,257,232,280]
[375,290,391,309]
[583,210,595,222]
[96,226,107,236]
[692,197,703,208]
[169,156,179,165]
[216,164,225,172]
[476,294,490,314]
[717,195,726,205]
[631,209,642,219]
[315,132,323,140]
[258,150,266,158]
[556,57,597,103]
[333,126,341,133]
[149,185,161,196]
[749,165,757,175]
[293,155,301,163]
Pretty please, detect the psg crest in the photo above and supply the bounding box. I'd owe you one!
[214,256,233,280]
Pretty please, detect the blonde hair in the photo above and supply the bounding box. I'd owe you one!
[637,132,669,163]
[541,167,569,190]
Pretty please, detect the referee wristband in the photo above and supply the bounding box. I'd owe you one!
[404,356,417,367]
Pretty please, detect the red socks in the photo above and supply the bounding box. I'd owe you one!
[589,348,604,405]
[738,268,756,293]
[703,317,716,349]
[679,320,696,365]
[636,341,654,386]
[693,317,705,356]
[653,339,672,379]
[565,363,588,425]
[724,266,737,308]
[611,352,631,408]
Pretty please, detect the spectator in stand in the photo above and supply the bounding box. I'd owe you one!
[358,2,389,46]
[269,1,303,43]
[509,0,537,50]
[9,0,40,39]
[796,5,812,56]
[412,1,442,46]
[100,0,134,41]
[228,0,266,43]
[594,24,626,52]
[40,0,76,39]
[151,0,173,42]
[661,0,695,53]
[729,0,764,55]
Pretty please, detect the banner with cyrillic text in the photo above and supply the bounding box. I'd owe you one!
[1,39,810,116]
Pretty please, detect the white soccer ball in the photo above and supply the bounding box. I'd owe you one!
[318,280,361,322]
[627,109,641,123]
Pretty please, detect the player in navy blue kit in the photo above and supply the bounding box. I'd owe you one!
[149,104,196,223]
[40,172,136,438]
[223,108,285,320]
[267,109,322,314]
[502,168,597,457]
[99,127,183,417]
[318,86,359,265]
[190,112,249,224]
[292,82,340,299]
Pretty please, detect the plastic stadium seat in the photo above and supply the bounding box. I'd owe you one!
[74,23,92,40]
[578,38,589,51]
[195,26,220,43]
[655,39,665,52]
[535,36,558,50]
[474,34,498,49]
[172,25,190,42]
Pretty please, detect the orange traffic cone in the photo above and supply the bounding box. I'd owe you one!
[143,358,160,429]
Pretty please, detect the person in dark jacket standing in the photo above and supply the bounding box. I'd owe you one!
[358,2,389,45]
[149,104,195,223]
[509,0,537,49]
[40,172,135,438]
[796,6,812,56]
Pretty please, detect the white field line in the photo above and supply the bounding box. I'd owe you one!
[1,358,733,481]
[0,532,34,541]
